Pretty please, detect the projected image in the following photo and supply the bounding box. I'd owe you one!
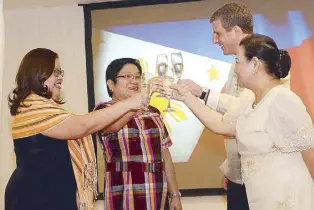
[92,10,314,163]
[92,19,233,162]
[90,4,314,193]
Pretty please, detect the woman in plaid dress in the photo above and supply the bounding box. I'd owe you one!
[95,58,182,210]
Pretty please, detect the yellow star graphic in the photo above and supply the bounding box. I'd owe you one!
[138,57,188,133]
[207,65,220,81]
[138,58,149,72]
[149,94,187,133]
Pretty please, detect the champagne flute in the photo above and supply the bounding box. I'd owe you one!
[141,72,153,115]
[156,54,168,97]
[163,67,175,112]
[171,52,184,82]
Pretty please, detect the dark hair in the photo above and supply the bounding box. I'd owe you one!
[240,34,291,79]
[8,48,62,116]
[210,2,253,34]
[106,58,142,97]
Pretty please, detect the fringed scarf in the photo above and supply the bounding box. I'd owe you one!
[11,93,97,210]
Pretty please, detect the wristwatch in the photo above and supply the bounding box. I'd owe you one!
[199,87,209,100]
[168,191,181,198]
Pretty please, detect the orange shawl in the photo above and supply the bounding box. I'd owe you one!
[11,93,97,210]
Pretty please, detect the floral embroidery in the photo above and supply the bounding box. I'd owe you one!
[274,193,296,210]
[241,152,278,182]
[276,125,314,153]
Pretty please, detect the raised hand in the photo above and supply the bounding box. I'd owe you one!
[148,77,164,94]
[179,79,202,97]
[126,92,149,110]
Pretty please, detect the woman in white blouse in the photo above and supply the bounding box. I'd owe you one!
[169,34,314,210]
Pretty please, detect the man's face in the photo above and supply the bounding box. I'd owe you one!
[212,19,238,55]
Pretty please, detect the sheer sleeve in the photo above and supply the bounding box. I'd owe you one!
[267,89,314,153]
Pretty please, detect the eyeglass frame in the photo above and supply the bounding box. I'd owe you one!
[116,74,141,81]
[53,68,64,77]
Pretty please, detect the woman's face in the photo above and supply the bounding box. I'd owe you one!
[235,45,256,88]
[109,63,141,101]
[44,58,64,101]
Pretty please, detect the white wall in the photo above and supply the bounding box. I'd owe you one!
[4,0,77,9]
[4,0,123,10]
[0,0,7,208]
[0,1,4,122]
[0,5,88,208]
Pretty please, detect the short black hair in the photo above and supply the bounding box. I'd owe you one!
[106,58,142,97]
[240,34,291,79]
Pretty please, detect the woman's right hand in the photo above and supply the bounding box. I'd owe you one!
[178,79,202,97]
[126,92,149,110]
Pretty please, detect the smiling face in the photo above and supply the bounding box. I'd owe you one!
[44,58,64,101]
[234,45,257,89]
[212,19,239,55]
[107,63,141,101]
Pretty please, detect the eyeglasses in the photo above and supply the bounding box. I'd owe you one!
[116,74,141,81]
[53,68,64,77]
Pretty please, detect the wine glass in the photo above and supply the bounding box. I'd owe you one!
[163,67,175,112]
[141,72,153,115]
[171,52,184,82]
[156,54,168,97]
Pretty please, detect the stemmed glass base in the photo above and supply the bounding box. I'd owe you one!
[163,107,175,112]
[163,96,174,112]
[156,93,165,97]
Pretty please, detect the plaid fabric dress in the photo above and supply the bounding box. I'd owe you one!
[95,101,172,210]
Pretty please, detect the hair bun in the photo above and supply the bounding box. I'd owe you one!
[276,49,291,78]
